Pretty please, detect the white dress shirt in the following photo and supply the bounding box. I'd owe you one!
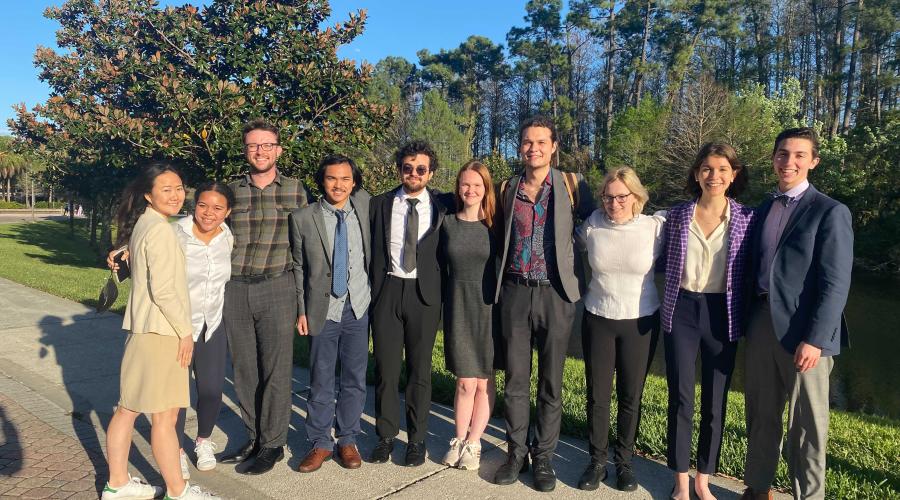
[388,188,432,279]
[681,203,730,293]
[172,216,234,341]
[578,210,666,319]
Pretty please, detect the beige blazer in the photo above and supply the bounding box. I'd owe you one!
[122,208,192,338]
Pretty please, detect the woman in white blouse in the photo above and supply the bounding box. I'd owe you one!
[575,167,665,493]
[110,181,234,477]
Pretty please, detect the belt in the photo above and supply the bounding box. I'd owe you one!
[505,274,552,287]
[231,270,288,283]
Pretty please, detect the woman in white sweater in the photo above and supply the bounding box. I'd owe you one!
[575,167,665,492]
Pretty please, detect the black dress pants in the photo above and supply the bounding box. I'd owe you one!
[664,290,737,474]
[372,276,441,443]
[582,310,659,466]
[499,280,575,461]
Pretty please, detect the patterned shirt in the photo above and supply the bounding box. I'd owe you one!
[228,172,309,277]
[506,174,555,279]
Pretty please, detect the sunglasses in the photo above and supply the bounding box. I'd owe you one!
[401,165,430,176]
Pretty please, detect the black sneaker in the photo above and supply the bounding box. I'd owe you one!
[578,460,607,490]
[616,462,638,492]
[494,453,529,485]
[404,441,426,466]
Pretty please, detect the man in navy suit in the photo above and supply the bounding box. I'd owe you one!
[741,128,853,500]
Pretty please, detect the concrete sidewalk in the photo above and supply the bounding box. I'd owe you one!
[0,277,779,499]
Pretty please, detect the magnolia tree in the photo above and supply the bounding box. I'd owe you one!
[10,0,390,246]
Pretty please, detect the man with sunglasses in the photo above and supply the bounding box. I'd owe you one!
[369,140,452,466]
[219,119,309,475]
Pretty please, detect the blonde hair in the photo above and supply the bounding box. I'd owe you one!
[600,166,649,217]
[455,160,496,228]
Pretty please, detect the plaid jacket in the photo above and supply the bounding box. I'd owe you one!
[661,198,756,341]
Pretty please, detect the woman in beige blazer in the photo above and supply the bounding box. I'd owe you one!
[102,162,218,500]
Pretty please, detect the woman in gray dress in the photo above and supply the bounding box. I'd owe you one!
[439,160,498,471]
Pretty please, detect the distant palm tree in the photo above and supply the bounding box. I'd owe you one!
[0,150,26,202]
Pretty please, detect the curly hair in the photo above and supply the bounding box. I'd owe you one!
[394,140,439,172]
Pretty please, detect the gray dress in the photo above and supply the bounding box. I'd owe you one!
[440,215,498,378]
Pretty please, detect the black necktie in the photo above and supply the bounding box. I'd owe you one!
[402,198,419,272]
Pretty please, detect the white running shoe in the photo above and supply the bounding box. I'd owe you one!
[101,474,163,500]
[165,482,221,500]
[194,438,218,472]
[180,450,191,480]
[457,440,482,470]
[441,437,464,467]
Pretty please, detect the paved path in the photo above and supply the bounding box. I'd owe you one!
[0,277,781,499]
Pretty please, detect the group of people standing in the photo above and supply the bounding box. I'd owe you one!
[102,115,852,500]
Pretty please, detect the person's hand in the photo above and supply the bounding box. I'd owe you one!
[794,341,822,372]
[107,248,129,270]
[296,315,309,336]
[177,335,194,368]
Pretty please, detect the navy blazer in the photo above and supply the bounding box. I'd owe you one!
[748,186,853,357]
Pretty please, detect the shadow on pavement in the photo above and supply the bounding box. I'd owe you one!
[0,405,22,477]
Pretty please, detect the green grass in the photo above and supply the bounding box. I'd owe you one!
[3,220,898,499]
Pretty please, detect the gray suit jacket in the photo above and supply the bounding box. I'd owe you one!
[494,168,595,303]
[289,190,371,336]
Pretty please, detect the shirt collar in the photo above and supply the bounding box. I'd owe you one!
[241,170,283,188]
[777,179,810,200]
[321,198,355,216]
[396,187,430,203]
[174,214,231,244]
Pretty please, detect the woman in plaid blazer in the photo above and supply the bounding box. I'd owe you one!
[660,142,756,500]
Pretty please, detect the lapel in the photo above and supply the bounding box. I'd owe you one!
[421,188,444,239]
[503,174,522,243]
[350,192,371,264]
[777,186,817,249]
[311,201,332,266]
[550,169,569,245]
[381,187,398,255]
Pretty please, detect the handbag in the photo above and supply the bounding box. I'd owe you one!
[96,271,118,313]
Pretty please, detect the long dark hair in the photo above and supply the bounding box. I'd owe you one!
[685,142,748,198]
[114,161,184,247]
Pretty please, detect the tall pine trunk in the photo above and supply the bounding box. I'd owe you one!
[829,0,845,137]
[842,0,863,133]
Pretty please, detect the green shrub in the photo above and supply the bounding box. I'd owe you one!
[0,201,26,209]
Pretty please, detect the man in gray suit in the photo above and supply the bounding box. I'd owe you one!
[288,155,371,474]
[493,116,594,492]
[742,128,853,500]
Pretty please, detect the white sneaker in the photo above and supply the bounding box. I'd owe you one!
[194,438,218,471]
[101,474,163,500]
[441,437,464,467]
[180,450,190,480]
[165,482,221,500]
[458,441,482,470]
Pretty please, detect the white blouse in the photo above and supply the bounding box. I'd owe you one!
[172,216,234,342]
[680,204,730,294]
[577,210,666,320]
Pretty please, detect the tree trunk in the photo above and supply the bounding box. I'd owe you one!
[605,4,616,140]
[632,0,652,106]
[842,0,863,133]
[5,178,9,202]
[829,0,845,138]
[812,0,824,121]
[89,201,98,247]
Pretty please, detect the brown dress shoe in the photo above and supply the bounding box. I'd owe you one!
[337,444,362,469]
[297,448,332,473]
[739,487,773,500]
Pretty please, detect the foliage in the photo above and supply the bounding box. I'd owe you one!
[0,201,27,209]
[409,90,472,192]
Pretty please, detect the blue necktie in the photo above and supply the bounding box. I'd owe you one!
[332,210,348,297]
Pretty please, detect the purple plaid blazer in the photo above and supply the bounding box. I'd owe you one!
[660,198,756,341]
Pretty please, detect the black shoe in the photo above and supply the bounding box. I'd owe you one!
[531,457,556,492]
[578,460,608,490]
[494,453,529,485]
[404,441,426,467]
[219,439,258,464]
[242,446,284,475]
[616,463,638,492]
[370,438,394,464]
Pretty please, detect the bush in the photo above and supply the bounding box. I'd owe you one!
[0,201,26,209]
[34,201,65,209]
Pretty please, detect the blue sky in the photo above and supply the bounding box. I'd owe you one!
[0,1,527,134]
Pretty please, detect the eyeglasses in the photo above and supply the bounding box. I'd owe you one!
[244,143,279,152]
[402,165,430,176]
[601,193,632,204]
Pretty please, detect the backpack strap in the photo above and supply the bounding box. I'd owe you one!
[562,171,578,212]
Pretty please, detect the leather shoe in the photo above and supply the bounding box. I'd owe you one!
[219,439,257,464]
[370,438,394,464]
[531,457,556,492]
[494,453,529,485]
[336,444,362,469]
[616,463,638,492]
[242,446,284,475]
[578,460,607,490]
[739,487,774,500]
[297,447,332,473]
[404,441,427,466]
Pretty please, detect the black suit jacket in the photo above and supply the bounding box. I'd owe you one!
[370,186,453,306]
